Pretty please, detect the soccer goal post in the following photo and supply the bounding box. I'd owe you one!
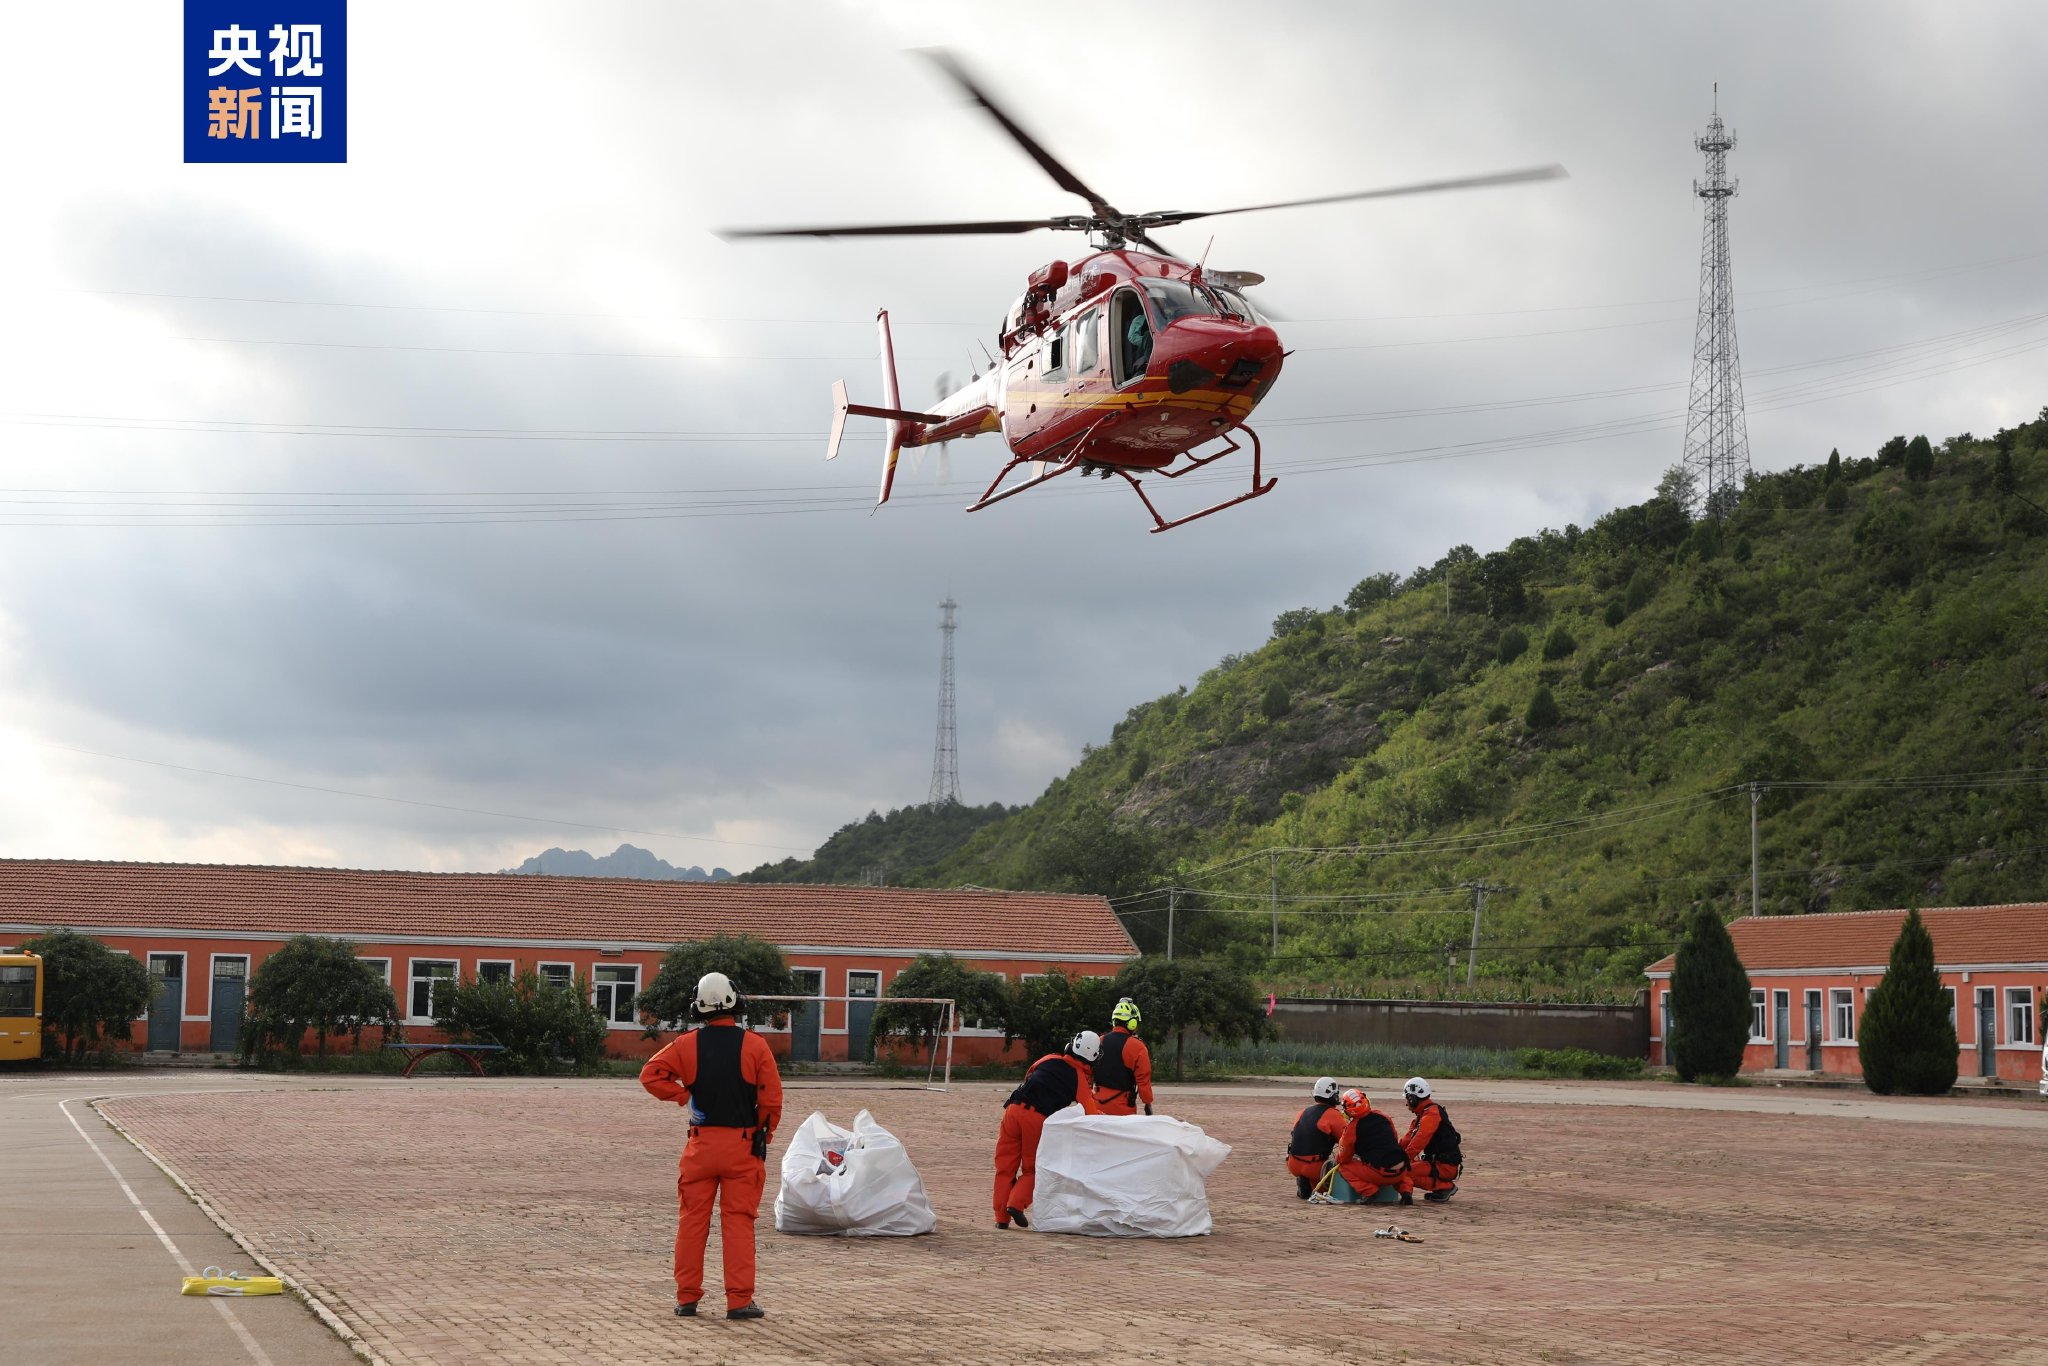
[745,995,957,1091]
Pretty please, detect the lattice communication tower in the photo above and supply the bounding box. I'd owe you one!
[1680,84,1751,518]
[928,597,961,806]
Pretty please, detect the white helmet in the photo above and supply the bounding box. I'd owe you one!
[1403,1076,1432,1102]
[1312,1076,1340,1102]
[693,971,738,1016]
[1067,1029,1103,1063]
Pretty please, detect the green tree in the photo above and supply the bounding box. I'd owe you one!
[1542,624,1578,661]
[1824,481,1849,512]
[1344,573,1398,612]
[1260,681,1292,720]
[1994,443,2017,497]
[871,953,1008,1048]
[434,967,609,1073]
[1623,569,1653,614]
[20,930,151,1062]
[1524,685,1560,729]
[1857,909,1958,1095]
[1904,434,1935,482]
[639,934,804,1033]
[1110,955,1271,1080]
[1877,435,1909,467]
[999,969,1120,1061]
[1667,909,1752,1081]
[1602,598,1625,628]
[1497,626,1530,665]
[1271,607,1323,640]
[1022,799,1165,902]
[239,934,399,1062]
[1825,448,1842,483]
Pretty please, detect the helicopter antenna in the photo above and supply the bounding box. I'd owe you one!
[1197,235,1216,270]
[976,339,996,370]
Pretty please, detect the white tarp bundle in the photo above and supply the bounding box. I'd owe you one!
[773,1109,937,1237]
[1032,1107,1232,1238]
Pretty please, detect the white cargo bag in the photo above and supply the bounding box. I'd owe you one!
[772,1109,936,1236]
[1032,1106,1231,1238]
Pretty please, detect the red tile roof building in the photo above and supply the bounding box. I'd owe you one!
[1644,904,2048,1082]
[0,859,1137,1062]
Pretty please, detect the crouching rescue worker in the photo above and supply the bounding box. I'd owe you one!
[1285,1076,1346,1199]
[1092,997,1155,1116]
[1329,1088,1413,1205]
[639,971,783,1322]
[1399,1076,1462,1202]
[993,1030,1104,1228]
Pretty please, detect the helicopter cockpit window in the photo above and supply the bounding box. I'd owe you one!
[1042,330,1064,379]
[1138,278,1220,328]
[1113,288,1150,387]
[1070,310,1099,376]
[1211,286,1261,323]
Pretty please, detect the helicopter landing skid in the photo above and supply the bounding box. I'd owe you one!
[964,448,1086,513]
[1117,425,1277,533]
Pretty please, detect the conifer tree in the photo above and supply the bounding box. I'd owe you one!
[1668,908,1751,1081]
[1857,909,1958,1095]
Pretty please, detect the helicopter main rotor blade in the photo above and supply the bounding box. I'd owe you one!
[1144,164,1569,227]
[915,48,1120,221]
[1125,227,1187,262]
[720,218,1072,241]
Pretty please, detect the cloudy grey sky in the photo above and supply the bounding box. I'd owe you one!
[1,2,2043,875]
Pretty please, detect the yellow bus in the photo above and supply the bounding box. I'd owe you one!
[0,950,43,1061]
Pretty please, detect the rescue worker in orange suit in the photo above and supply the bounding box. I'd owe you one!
[1092,998,1155,1116]
[1328,1088,1413,1206]
[993,1030,1105,1228]
[1399,1076,1463,1202]
[639,971,783,1321]
[1285,1076,1346,1199]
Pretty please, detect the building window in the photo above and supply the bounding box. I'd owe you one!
[593,965,638,1025]
[477,960,514,985]
[1749,989,1768,1042]
[1830,988,1855,1042]
[409,960,457,1020]
[2009,988,2036,1046]
[1944,986,1957,1030]
[538,963,575,992]
[359,957,392,988]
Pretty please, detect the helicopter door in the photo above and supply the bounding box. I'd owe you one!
[1111,288,1150,387]
[1069,309,1100,379]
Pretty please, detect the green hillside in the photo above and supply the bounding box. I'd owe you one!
[737,800,1016,885]
[926,412,2048,996]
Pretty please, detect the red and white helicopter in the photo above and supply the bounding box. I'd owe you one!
[725,51,1563,532]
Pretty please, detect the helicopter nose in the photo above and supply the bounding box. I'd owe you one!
[1159,318,1284,396]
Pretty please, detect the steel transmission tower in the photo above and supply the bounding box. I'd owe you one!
[1680,85,1752,519]
[927,597,961,806]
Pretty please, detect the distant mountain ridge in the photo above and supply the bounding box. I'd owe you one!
[502,844,731,882]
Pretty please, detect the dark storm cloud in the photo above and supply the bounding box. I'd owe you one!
[1,1,2043,870]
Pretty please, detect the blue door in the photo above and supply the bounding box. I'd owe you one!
[147,955,183,1052]
[209,957,247,1053]
[790,969,822,1063]
[846,971,880,1062]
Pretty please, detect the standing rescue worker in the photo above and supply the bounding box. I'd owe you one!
[1092,997,1155,1116]
[1398,1076,1463,1202]
[993,1030,1105,1228]
[1328,1088,1413,1205]
[639,971,783,1321]
[1285,1076,1346,1199]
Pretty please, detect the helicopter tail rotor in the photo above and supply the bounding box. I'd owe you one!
[823,310,948,505]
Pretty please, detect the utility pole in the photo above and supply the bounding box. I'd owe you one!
[1462,882,1504,987]
[1167,886,1176,961]
[1750,782,1763,917]
[1680,83,1753,519]
[927,598,961,805]
[1269,852,1280,954]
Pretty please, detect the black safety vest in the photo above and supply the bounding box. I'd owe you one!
[1094,1030,1136,1095]
[1006,1053,1081,1115]
[1417,1101,1462,1164]
[1347,1109,1407,1170]
[1288,1101,1339,1160]
[688,1023,758,1128]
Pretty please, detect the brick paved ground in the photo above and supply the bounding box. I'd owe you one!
[101,1080,2048,1365]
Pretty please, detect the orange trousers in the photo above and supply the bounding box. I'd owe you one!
[674,1126,765,1312]
[1285,1154,1326,1182]
[1337,1158,1413,1201]
[1409,1157,1460,1192]
[992,1102,1047,1221]
[1097,1093,1140,1116]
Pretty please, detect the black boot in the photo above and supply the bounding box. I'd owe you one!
[1295,1176,1313,1200]
[727,1303,766,1321]
[673,1302,698,1318]
[1006,1205,1030,1229]
[1399,1191,1414,1206]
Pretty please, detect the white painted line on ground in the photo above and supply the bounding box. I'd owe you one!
[58,1098,277,1366]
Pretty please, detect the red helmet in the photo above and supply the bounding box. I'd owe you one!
[1339,1088,1371,1119]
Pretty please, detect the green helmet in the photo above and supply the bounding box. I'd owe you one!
[1111,997,1141,1030]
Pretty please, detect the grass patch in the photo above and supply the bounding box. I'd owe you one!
[1173,1037,1644,1081]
